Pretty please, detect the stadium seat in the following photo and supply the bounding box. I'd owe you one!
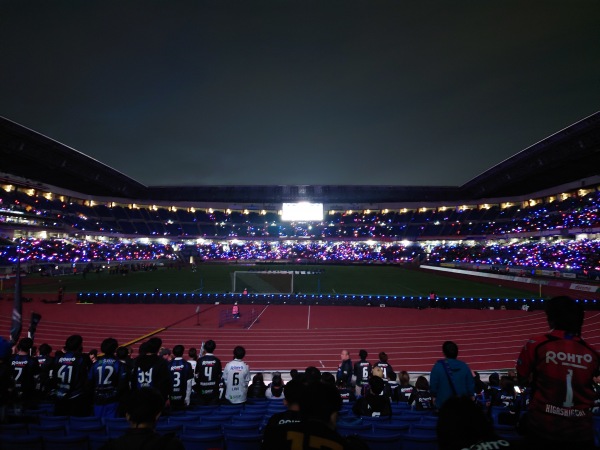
[223,422,263,435]
[232,413,265,423]
[201,414,235,426]
[155,423,183,435]
[357,431,404,450]
[28,423,67,436]
[168,415,201,426]
[336,422,371,437]
[69,423,106,436]
[182,423,223,435]
[38,416,69,428]
[372,422,410,434]
[410,423,437,435]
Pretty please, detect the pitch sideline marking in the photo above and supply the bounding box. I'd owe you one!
[246,304,269,330]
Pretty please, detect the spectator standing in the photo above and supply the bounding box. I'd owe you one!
[430,341,474,410]
[336,349,353,386]
[223,345,250,404]
[194,339,222,405]
[53,334,92,416]
[167,345,194,411]
[373,351,395,381]
[11,337,39,414]
[353,349,371,397]
[132,338,171,403]
[89,338,128,418]
[516,296,600,449]
[35,343,54,401]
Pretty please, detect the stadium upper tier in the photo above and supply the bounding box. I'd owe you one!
[1,112,600,204]
[1,186,599,240]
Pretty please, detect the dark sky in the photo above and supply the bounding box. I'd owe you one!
[1,1,599,187]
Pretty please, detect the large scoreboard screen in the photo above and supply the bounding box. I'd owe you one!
[281,202,324,222]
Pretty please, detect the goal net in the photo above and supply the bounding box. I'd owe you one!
[232,271,294,294]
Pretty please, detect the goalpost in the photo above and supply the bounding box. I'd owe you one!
[232,270,294,294]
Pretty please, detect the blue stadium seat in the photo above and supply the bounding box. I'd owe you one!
[28,423,67,436]
[357,431,404,450]
[155,423,183,436]
[182,423,223,435]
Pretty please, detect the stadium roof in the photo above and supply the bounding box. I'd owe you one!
[1,112,599,204]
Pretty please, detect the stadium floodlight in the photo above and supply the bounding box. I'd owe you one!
[281,202,324,222]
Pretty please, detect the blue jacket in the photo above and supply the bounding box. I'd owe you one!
[430,358,474,409]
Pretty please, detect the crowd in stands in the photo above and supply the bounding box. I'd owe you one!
[428,238,600,273]
[2,187,600,240]
[2,236,600,281]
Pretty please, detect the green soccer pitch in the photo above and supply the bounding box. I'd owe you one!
[10,263,536,299]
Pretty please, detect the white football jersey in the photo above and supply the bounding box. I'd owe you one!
[223,358,250,403]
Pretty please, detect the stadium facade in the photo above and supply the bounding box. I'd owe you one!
[0,112,599,241]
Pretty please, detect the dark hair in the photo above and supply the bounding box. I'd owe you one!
[145,337,162,354]
[204,340,216,353]
[442,341,459,359]
[369,375,385,395]
[378,351,388,362]
[116,346,129,360]
[101,338,118,356]
[38,343,52,356]
[359,349,368,360]
[89,349,98,357]
[17,337,33,353]
[437,396,496,450]
[488,372,500,386]
[300,381,342,422]
[252,373,264,383]
[124,387,165,425]
[415,375,429,390]
[304,366,321,383]
[321,372,335,385]
[65,334,83,352]
[290,368,298,379]
[173,345,184,358]
[400,370,410,384]
[284,378,305,405]
[188,347,198,360]
[545,296,584,335]
[233,345,245,359]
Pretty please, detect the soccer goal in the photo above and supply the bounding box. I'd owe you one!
[232,270,294,294]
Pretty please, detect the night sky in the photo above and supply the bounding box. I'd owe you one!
[1,1,599,187]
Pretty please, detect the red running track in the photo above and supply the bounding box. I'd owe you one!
[2,299,600,374]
